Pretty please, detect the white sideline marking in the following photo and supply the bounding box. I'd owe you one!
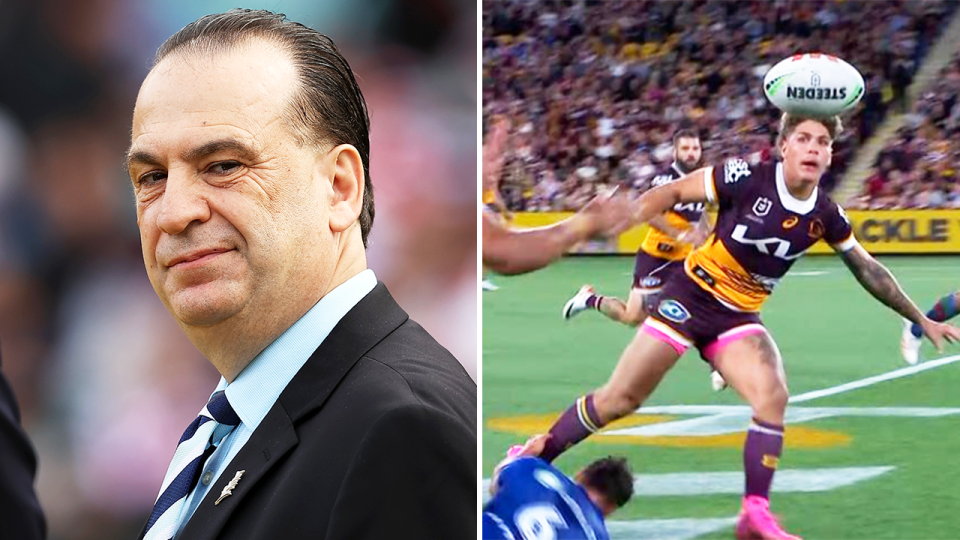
[608,354,960,436]
[634,405,960,416]
[790,354,960,403]
[630,466,893,496]
[480,466,893,502]
[608,405,960,436]
[606,517,737,540]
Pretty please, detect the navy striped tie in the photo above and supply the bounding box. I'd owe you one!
[144,390,240,540]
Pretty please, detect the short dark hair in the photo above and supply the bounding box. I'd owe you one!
[580,456,634,508]
[155,9,375,247]
[673,128,700,146]
[777,112,843,148]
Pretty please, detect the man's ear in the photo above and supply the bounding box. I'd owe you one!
[324,144,364,233]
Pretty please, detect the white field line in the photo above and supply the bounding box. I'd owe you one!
[789,354,960,403]
[481,466,893,502]
[606,517,737,540]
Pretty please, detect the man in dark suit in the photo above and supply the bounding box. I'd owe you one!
[125,10,476,540]
[0,358,45,540]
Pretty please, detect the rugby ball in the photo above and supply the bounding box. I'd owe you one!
[763,53,864,117]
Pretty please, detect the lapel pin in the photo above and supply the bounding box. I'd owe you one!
[215,470,245,505]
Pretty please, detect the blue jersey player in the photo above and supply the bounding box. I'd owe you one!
[483,435,633,540]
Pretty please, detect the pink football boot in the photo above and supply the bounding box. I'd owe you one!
[735,496,802,540]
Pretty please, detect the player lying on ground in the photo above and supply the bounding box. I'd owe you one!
[561,128,726,391]
[537,113,960,540]
[901,290,960,364]
[483,434,633,540]
[482,118,634,276]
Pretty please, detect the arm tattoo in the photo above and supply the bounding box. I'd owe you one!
[839,247,923,323]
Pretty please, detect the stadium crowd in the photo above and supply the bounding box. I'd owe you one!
[482,0,957,211]
[850,50,960,209]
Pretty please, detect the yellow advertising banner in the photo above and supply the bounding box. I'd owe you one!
[509,210,960,254]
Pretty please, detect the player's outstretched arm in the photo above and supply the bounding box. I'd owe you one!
[635,168,709,225]
[489,434,550,496]
[482,190,632,276]
[839,244,960,350]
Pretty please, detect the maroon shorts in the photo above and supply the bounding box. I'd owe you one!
[633,252,684,293]
[642,269,766,365]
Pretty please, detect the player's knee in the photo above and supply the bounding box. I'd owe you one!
[753,382,788,419]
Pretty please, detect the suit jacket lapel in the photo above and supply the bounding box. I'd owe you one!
[177,282,408,539]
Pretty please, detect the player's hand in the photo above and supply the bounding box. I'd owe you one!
[579,187,634,237]
[510,434,551,458]
[919,319,960,352]
[678,225,709,247]
[482,117,510,193]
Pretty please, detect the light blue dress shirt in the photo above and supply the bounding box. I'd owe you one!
[173,269,378,537]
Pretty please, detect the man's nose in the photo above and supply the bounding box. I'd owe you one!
[156,168,211,235]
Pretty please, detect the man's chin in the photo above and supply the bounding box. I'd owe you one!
[166,287,244,328]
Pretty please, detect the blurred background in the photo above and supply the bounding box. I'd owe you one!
[0,0,476,538]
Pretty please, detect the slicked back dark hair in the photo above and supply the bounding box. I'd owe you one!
[672,128,700,146]
[155,9,375,247]
[580,456,634,509]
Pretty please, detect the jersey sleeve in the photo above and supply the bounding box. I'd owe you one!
[824,202,858,252]
[705,158,755,210]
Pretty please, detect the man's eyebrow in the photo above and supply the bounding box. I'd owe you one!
[125,139,259,172]
[125,149,162,173]
[183,139,259,162]
[795,130,830,140]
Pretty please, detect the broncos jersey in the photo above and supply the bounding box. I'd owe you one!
[641,163,706,261]
[684,159,857,312]
[483,457,609,540]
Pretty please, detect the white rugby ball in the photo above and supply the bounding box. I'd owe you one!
[763,53,864,117]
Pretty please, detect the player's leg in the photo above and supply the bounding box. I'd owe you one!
[901,290,960,364]
[539,323,684,462]
[482,266,499,291]
[563,286,649,325]
[564,254,665,324]
[707,327,798,540]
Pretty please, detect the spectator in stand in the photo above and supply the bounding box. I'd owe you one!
[854,47,960,210]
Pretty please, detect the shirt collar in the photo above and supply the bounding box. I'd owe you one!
[775,161,818,215]
[671,162,686,177]
[216,269,378,428]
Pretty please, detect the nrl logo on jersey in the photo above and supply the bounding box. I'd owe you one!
[731,224,804,260]
[724,159,751,184]
[752,197,773,217]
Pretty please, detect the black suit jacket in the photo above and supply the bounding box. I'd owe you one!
[0,359,45,540]
[140,283,476,539]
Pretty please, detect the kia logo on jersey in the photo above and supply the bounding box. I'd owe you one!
[731,224,804,260]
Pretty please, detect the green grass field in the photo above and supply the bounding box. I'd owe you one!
[482,255,960,540]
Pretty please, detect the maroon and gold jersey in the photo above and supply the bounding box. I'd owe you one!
[640,164,706,261]
[684,159,857,312]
